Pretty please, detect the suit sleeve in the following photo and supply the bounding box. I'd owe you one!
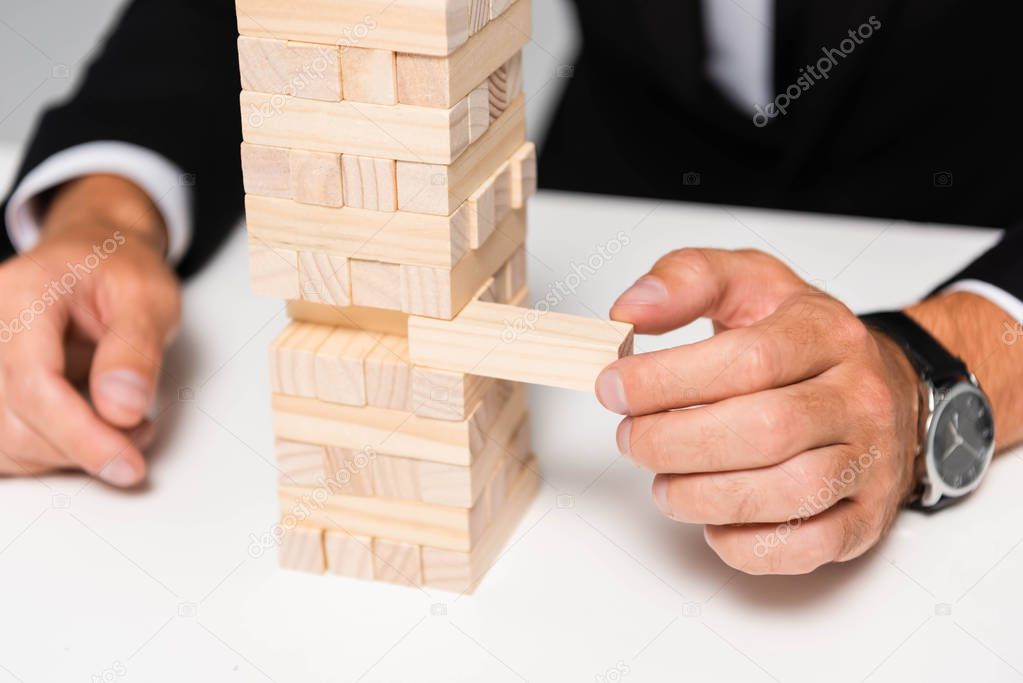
[935,225,1023,320]
[0,0,242,277]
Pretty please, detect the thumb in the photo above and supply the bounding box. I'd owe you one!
[89,276,181,427]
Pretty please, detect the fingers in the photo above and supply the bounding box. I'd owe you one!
[0,413,70,475]
[609,248,806,335]
[650,444,872,525]
[6,363,147,487]
[619,375,850,473]
[597,293,859,416]
[704,499,881,575]
[89,272,180,427]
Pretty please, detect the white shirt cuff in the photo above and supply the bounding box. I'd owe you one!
[942,279,1023,325]
[4,141,193,265]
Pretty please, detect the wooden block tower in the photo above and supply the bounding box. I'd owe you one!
[236,0,633,592]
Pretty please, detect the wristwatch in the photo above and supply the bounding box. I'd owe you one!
[860,311,995,512]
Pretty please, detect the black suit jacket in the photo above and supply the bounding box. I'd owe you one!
[2,0,1021,296]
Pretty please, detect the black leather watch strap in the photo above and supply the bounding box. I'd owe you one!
[859,311,968,386]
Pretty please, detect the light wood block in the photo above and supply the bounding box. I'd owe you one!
[290,150,343,207]
[412,368,492,421]
[408,301,635,391]
[422,459,538,592]
[469,0,490,34]
[324,446,376,496]
[241,91,470,165]
[491,0,513,18]
[394,0,531,107]
[467,175,496,250]
[396,96,525,215]
[298,251,351,306]
[288,300,409,337]
[372,455,422,501]
[467,82,490,143]
[279,526,325,573]
[275,438,326,486]
[272,383,526,467]
[351,260,403,310]
[314,327,379,405]
[495,245,527,302]
[269,323,333,398]
[241,143,291,198]
[488,52,522,122]
[237,0,470,57]
[324,531,375,580]
[492,160,513,226]
[339,47,397,104]
[245,195,469,268]
[248,238,299,299]
[364,335,413,411]
[373,539,422,586]
[341,155,397,212]
[510,141,537,208]
[238,36,341,102]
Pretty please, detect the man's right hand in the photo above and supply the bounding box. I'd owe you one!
[0,174,181,486]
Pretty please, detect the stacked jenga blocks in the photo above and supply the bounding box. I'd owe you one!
[236,0,634,592]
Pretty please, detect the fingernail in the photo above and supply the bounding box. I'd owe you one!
[100,456,142,487]
[127,422,157,450]
[616,418,632,458]
[652,477,671,515]
[595,368,629,414]
[97,370,151,414]
[615,276,668,307]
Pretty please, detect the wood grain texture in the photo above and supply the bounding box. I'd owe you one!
[287,300,409,337]
[248,238,299,299]
[339,47,397,104]
[241,142,291,198]
[350,260,403,310]
[290,150,343,207]
[468,0,490,34]
[488,52,522,122]
[275,438,327,486]
[394,0,531,107]
[373,539,422,586]
[395,95,525,216]
[298,251,351,306]
[510,141,536,208]
[466,175,496,250]
[491,160,513,228]
[314,327,379,405]
[324,447,377,496]
[241,91,470,165]
[364,335,413,411]
[238,36,341,102]
[408,301,635,391]
[411,367,491,421]
[467,82,491,143]
[236,0,469,57]
[324,531,375,580]
[341,155,397,211]
[269,322,333,398]
[278,526,325,573]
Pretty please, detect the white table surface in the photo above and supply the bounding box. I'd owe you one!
[1,147,1021,683]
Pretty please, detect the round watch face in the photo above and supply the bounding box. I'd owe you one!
[929,384,995,493]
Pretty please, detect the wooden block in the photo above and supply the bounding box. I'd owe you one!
[241,143,291,198]
[488,52,523,122]
[373,455,422,501]
[411,368,492,421]
[248,238,299,299]
[269,322,333,397]
[236,0,470,57]
[364,335,413,411]
[272,383,526,467]
[351,260,403,310]
[373,539,422,586]
[422,459,538,592]
[467,82,490,144]
[492,160,513,226]
[324,531,374,580]
[298,251,351,306]
[395,95,525,215]
[324,447,376,496]
[290,150,343,207]
[275,438,326,486]
[394,0,531,107]
[314,327,379,405]
[288,299,409,337]
[341,155,397,212]
[467,176,496,250]
[510,141,537,208]
[408,301,635,391]
[338,47,397,104]
[241,91,470,165]
[245,195,469,268]
[491,0,513,18]
[501,245,527,300]
[279,526,325,573]
[238,36,341,102]
[469,0,490,34]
